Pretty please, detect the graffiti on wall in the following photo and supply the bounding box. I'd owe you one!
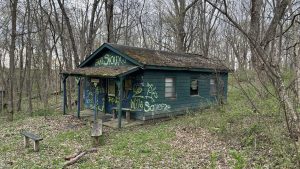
[95,54,127,66]
[145,83,158,102]
[97,98,105,111]
[85,78,171,113]
[84,80,105,112]
[144,102,171,112]
[130,82,171,112]
[108,96,120,105]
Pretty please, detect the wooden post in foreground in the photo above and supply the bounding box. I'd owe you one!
[77,77,81,118]
[62,75,67,115]
[117,77,124,128]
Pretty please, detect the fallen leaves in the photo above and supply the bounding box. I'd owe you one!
[170,126,234,168]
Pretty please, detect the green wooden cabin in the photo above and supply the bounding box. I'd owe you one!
[62,43,229,128]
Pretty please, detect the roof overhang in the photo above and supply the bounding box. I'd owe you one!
[61,66,140,78]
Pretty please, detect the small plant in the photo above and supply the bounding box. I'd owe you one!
[229,150,246,169]
[241,123,262,148]
[210,151,218,169]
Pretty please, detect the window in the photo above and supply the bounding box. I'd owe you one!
[190,79,199,96]
[165,77,176,98]
[210,79,217,96]
[108,79,116,96]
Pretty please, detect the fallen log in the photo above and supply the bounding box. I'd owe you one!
[63,148,97,168]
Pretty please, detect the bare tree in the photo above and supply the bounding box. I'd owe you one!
[206,0,300,141]
[168,0,199,52]
[105,0,115,43]
[7,0,18,121]
[57,0,80,66]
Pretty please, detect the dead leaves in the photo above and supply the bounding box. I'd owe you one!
[170,126,234,168]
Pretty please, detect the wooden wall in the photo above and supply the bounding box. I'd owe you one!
[139,70,228,120]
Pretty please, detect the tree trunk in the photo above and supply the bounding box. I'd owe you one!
[8,0,18,121]
[105,0,115,43]
[57,0,80,66]
[26,0,33,115]
[86,0,101,54]
[249,0,263,69]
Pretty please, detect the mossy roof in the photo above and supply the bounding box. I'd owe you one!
[106,43,228,71]
[61,66,139,77]
[63,43,229,77]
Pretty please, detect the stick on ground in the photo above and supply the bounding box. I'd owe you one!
[63,148,97,168]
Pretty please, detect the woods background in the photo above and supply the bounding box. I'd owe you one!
[0,0,300,132]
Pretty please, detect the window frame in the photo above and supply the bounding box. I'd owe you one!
[210,78,217,96]
[190,77,199,96]
[165,77,176,99]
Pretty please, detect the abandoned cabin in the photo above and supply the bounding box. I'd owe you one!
[62,43,229,128]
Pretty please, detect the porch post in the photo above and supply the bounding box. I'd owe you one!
[93,82,98,121]
[77,77,81,118]
[62,75,67,115]
[117,76,124,129]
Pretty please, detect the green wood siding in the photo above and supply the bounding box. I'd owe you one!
[139,70,228,120]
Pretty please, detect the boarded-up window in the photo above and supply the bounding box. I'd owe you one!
[190,79,199,96]
[108,79,116,96]
[165,77,176,98]
[210,79,217,96]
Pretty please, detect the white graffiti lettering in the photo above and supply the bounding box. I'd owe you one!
[145,83,158,102]
[95,54,127,66]
[144,101,171,112]
[130,97,144,110]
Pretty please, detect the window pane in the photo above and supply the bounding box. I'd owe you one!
[165,77,175,98]
[165,82,173,87]
[191,80,198,90]
[165,92,172,97]
[165,78,173,83]
[190,79,199,96]
[210,78,217,95]
[165,87,173,93]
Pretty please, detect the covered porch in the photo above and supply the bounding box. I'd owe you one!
[61,66,142,128]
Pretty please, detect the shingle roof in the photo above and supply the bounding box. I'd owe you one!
[61,66,139,77]
[107,43,228,71]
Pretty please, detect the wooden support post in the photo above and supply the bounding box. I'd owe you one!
[33,141,39,152]
[117,77,124,129]
[24,136,29,148]
[77,77,81,118]
[63,76,67,115]
[93,84,97,121]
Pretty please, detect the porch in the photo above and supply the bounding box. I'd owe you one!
[61,65,141,128]
[76,109,144,128]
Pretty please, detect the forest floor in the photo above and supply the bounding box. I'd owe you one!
[0,81,298,168]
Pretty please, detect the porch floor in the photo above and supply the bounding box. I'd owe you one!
[75,109,144,128]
